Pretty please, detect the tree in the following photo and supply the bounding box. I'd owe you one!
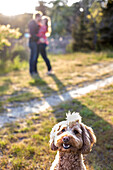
[0,24,21,50]
[86,1,103,49]
[71,0,103,51]
[99,0,113,48]
[35,1,49,15]
[49,0,73,36]
[72,11,90,51]
[0,13,32,35]
[0,24,21,61]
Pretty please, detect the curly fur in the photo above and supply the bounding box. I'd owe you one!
[50,111,96,170]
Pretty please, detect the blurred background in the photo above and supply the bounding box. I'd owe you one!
[0,2,113,169]
[0,0,113,73]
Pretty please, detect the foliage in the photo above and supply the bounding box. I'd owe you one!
[71,0,104,51]
[0,0,113,52]
[0,24,21,50]
[87,1,103,49]
[72,11,90,51]
[0,56,28,75]
[12,44,29,61]
[0,13,32,35]
[35,1,50,15]
[66,41,74,53]
[99,0,113,48]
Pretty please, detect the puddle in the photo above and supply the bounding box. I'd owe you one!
[0,76,113,128]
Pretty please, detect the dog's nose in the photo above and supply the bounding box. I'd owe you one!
[63,136,70,143]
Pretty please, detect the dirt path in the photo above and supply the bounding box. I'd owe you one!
[0,75,113,128]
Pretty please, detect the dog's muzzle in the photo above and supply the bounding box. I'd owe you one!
[63,136,71,149]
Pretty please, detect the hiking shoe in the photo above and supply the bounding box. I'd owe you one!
[30,72,40,78]
[46,70,54,75]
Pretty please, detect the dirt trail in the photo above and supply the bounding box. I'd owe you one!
[0,75,113,128]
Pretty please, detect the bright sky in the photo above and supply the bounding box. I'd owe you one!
[0,0,79,16]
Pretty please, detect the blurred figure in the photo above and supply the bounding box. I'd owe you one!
[28,11,42,77]
[37,16,54,75]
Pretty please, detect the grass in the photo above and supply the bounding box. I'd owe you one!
[7,92,38,103]
[0,51,113,112]
[0,84,113,169]
[0,51,113,169]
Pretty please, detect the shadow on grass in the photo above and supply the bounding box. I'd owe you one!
[29,74,73,108]
[0,92,112,169]
[50,74,67,93]
[0,78,12,112]
[29,76,57,98]
[29,75,113,169]
[0,72,112,169]
[0,79,12,96]
[52,99,113,170]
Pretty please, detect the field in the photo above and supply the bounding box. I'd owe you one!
[0,51,113,169]
[0,51,113,110]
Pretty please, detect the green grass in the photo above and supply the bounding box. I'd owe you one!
[7,92,38,102]
[0,51,113,112]
[0,51,113,169]
[0,84,113,169]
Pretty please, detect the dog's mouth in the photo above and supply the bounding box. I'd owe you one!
[63,143,71,149]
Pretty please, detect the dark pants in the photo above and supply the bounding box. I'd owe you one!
[37,43,52,71]
[29,42,52,74]
[29,41,38,74]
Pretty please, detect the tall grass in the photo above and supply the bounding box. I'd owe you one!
[0,56,28,75]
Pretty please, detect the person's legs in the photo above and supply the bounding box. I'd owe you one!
[39,43,52,71]
[29,41,38,74]
[36,44,40,73]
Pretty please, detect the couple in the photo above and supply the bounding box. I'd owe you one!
[28,11,53,77]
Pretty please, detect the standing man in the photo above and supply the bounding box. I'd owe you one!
[28,11,42,77]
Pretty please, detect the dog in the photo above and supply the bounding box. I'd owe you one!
[50,111,96,170]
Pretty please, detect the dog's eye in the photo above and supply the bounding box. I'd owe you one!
[62,129,65,132]
[73,130,79,134]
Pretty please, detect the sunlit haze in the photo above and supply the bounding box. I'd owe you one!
[0,0,79,16]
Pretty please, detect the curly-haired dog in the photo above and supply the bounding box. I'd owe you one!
[50,112,96,170]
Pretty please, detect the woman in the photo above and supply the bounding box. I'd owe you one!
[37,16,53,75]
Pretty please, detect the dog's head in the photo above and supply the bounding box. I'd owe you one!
[50,112,96,154]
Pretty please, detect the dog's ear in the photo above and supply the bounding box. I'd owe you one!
[81,123,96,154]
[50,141,58,151]
[50,125,58,151]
